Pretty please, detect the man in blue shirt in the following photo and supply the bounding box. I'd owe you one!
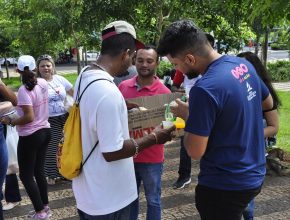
[157,20,273,220]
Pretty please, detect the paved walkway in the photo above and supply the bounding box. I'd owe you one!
[273,82,290,91]
[3,140,290,220]
[2,65,290,219]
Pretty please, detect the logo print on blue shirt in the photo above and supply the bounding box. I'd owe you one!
[231,63,251,83]
[246,82,252,92]
[246,82,256,101]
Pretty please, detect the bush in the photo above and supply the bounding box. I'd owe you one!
[157,60,173,78]
[271,43,288,50]
[267,60,290,82]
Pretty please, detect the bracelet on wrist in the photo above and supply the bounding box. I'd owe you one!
[130,138,139,158]
[151,132,158,144]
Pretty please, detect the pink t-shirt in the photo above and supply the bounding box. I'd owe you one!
[119,75,171,163]
[16,78,50,136]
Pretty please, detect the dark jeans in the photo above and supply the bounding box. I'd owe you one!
[195,184,261,220]
[78,202,131,220]
[178,137,191,179]
[18,128,50,212]
[5,174,21,203]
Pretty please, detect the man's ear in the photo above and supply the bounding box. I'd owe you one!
[120,49,130,61]
[185,54,196,66]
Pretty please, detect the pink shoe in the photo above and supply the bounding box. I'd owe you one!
[31,212,49,220]
[28,206,52,218]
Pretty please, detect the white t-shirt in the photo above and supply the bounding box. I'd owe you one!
[47,75,72,117]
[183,75,202,96]
[72,68,137,215]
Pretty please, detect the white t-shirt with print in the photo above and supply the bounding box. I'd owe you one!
[72,68,137,215]
[47,74,72,117]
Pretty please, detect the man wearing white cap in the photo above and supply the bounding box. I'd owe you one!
[72,20,175,219]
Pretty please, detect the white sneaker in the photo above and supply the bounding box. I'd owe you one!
[2,202,20,211]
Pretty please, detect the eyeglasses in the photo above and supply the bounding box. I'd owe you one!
[37,54,53,62]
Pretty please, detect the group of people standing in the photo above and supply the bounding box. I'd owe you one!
[72,19,279,220]
[0,54,73,220]
[0,18,280,220]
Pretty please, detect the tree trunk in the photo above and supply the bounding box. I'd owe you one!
[254,35,260,55]
[262,28,269,66]
[154,0,164,45]
[81,49,85,68]
[77,47,81,74]
[4,58,9,79]
[84,47,88,66]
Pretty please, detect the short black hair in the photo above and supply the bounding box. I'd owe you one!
[101,33,136,57]
[137,44,159,62]
[206,33,215,48]
[157,20,209,57]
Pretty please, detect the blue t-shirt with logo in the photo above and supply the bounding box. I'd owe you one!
[185,55,269,191]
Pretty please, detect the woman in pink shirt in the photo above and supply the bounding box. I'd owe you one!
[1,55,51,220]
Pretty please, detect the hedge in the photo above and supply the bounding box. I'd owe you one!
[271,43,289,50]
[267,60,290,82]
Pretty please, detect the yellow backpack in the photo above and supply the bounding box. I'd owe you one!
[57,72,110,180]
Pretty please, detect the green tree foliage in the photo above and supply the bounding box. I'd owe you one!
[0,0,289,71]
[243,0,290,63]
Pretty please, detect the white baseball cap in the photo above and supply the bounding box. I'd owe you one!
[102,20,144,49]
[17,55,36,71]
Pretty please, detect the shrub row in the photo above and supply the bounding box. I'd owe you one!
[268,60,290,82]
[271,43,289,50]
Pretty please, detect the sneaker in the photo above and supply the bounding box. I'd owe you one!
[28,207,52,218]
[173,177,191,189]
[2,202,20,211]
[31,212,49,220]
[47,178,56,185]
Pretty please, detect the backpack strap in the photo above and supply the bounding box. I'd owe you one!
[75,66,90,104]
[80,140,99,170]
[75,66,112,104]
[75,69,113,169]
[77,78,112,103]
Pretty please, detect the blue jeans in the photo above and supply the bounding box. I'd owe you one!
[178,137,191,179]
[130,163,163,220]
[243,199,254,220]
[78,202,131,220]
[0,124,8,220]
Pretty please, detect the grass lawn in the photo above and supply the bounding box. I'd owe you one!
[2,73,78,90]
[277,91,290,152]
[2,75,290,152]
[60,73,78,85]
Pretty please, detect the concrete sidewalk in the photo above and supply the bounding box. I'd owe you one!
[273,82,290,91]
[4,140,290,220]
